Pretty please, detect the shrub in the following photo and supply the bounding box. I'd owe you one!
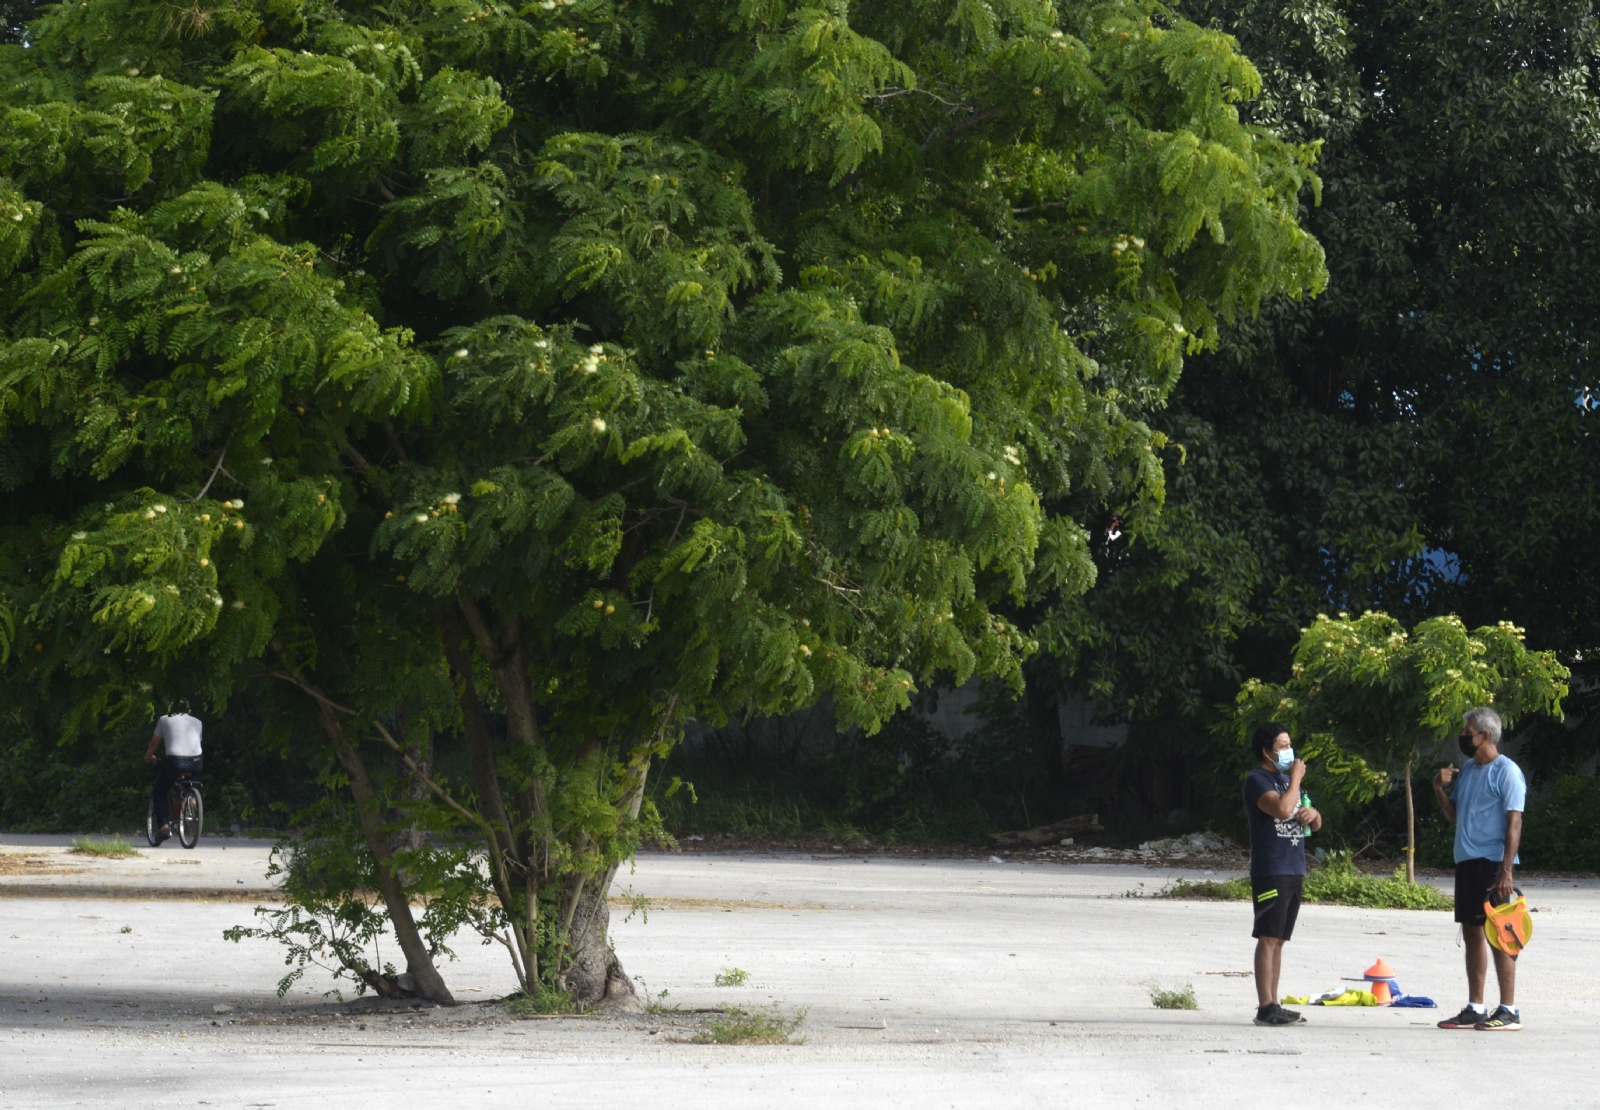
[1150,984,1198,1010]
[1521,775,1600,871]
[1161,852,1451,910]
[698,1007,805,1045]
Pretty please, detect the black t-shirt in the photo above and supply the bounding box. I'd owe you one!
[1243,767,1306,878]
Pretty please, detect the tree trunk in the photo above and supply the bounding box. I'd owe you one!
[438,608,536,991]
[557,864,640,1011]
[1404,755,1416,885]
[316,702,456,1005]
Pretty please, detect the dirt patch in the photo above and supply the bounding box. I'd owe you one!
[0,853,87,878]
[0,883,282,901]
[608,895,825,912]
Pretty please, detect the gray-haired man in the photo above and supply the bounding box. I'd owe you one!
[1432,706,1526,1032]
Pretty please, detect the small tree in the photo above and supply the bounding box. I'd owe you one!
[1229,613,1568,882]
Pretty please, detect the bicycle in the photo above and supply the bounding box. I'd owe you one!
[146,771,203,849]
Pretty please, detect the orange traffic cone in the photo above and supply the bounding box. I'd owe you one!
[1364,958,1397,1005]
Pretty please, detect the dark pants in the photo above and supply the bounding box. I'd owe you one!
[153,756,202,826]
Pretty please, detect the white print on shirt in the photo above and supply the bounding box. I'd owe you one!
[1273,818,1304,843]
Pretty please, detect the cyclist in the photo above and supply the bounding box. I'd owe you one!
[145,700,203,844]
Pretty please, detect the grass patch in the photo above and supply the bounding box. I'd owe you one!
[714,967,750,987]
[1157,852,1453,911]
[504,988,579,1016]
[697,1006,805,1044]
[68,837,138,858]
[1150,984,1198,1010]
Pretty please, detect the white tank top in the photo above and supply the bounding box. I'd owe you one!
[156,713,203,758]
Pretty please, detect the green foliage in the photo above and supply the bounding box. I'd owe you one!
[505,987,579,1016]
[1038,0,1600,828]
[68,835,136,857]
[1149,984,1198,1010]
[223,831,399,1000]
[1162,851,1451,909]
[1227,613,1567,801]
[714,967,750,987]
[699,1006,806,1045]
[1303,858,1452,911]
[0,0,1323,1001]
[223,806,491,998]
[650,690,1072,845]
[1519,776,1600,873]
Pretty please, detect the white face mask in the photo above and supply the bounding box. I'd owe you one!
[1274,748,1295,771]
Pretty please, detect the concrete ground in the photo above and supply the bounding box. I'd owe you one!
[2,838,1598,1108]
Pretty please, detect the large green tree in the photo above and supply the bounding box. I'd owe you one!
[0,0,1322,1002]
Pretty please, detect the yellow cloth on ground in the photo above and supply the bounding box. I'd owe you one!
[1317,989,1377,1006]
[1281,996,1312,1005]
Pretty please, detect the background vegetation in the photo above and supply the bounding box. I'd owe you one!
[5,0,1600,886]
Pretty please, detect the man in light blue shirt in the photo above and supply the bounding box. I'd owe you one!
[1431,706,1527,1032]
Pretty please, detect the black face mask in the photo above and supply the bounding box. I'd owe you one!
[1458,733,1477,758]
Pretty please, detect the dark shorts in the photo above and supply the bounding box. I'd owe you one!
[1455,857,1507,925]
[1251,874,1303,940]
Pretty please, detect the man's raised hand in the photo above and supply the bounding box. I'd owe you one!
[1435,764,1457,787]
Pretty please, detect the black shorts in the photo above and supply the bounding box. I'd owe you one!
[1251,874,1303,940]
[1455,857,1507,925]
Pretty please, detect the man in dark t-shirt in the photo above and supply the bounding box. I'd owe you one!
[1242,722,1322,1026]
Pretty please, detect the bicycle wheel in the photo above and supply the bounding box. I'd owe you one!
[178,788,202,849]
[145,799,161,847]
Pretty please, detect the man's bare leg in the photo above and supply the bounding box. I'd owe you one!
[1254,937,1284,1006]
[1463,926,1488,1005]
[1492,945,1516,1008]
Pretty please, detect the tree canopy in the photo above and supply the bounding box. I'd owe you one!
[0,0,1323,1001]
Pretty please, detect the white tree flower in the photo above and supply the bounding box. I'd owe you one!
[454,348,470,359]
[230,499,244,509]
[1003,446,1021,465]
[231,599,246,609]
[71,531,87,540]
[581,355,600,373]
[986,471,997,481]
[415,513,429,523]
[153,504,167,513]
[441,492,461,505]
[590,417,607,433]
[588,344,605,354]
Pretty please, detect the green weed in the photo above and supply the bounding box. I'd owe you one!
[698,1006,805,1045]
[1150,984,1198,1010]
[69,837,138,858]
[714,967,750,987]
[505,988,578,1016]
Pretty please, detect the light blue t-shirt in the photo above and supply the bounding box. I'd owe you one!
[1451,755,1526,864]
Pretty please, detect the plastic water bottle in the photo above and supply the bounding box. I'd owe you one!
[1300,791,1312,839]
